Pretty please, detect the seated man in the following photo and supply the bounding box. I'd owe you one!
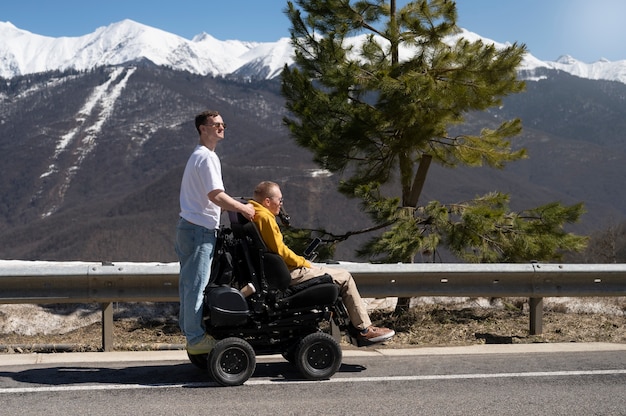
[249,181,395,345]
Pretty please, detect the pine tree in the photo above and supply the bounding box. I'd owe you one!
[281,0,587,310]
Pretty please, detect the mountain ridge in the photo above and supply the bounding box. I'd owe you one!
[2,19,626,84]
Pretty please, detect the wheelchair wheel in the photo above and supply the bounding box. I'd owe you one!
[294,332,342,380]
[208,337,256,386]
[187,352,208,371]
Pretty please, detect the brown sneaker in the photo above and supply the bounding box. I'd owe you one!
[358,326,395,344]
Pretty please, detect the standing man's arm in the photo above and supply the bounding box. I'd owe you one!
[209,189,255,221]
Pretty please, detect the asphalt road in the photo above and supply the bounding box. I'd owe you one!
[1,343,625,415]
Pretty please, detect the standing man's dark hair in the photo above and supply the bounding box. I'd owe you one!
[194,110,221,134]
[175,109,255,355]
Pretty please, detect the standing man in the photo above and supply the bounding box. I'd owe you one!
[176,110,255,355]
[249,181,395,345]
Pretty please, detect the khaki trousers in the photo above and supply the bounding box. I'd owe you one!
[290,265,372,330]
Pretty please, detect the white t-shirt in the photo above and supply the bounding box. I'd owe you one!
[179,145,224,230]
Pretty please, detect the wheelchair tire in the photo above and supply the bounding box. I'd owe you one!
[294,332,342,380]
[187,352,208,371]
[208,337,256,386]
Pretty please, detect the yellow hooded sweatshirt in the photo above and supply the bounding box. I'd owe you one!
[248,199,311,271]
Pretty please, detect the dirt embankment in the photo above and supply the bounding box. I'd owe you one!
[1,297,624,352]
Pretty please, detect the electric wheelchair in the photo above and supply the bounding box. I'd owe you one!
[186,210,354,386]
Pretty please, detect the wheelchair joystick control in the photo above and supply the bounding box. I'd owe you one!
[278,207,291,226]
[240,282,256,297]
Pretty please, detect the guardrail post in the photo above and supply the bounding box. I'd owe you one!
[529,297,543,335]
[101,302,113,352]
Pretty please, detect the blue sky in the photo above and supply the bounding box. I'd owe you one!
[2,0,625,63]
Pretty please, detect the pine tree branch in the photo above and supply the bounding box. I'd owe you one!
[302,220,397,243]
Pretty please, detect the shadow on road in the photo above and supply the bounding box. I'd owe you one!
[1,360,367,387]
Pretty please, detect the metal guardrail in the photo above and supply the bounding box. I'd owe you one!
[1,260,625,351]
[324,262,626,297]
[0,261,179,304]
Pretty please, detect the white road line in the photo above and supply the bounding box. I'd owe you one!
[0,382,215,394]
[1,369,625,394]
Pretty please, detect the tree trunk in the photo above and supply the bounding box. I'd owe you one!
[394,154,432,315]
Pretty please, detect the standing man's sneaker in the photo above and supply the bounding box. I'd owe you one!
[358,326,395,345]
[187,334,216,355]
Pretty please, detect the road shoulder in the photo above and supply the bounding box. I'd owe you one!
[1,342,625,367]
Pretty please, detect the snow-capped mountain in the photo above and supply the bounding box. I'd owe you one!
[2,19,626,84]
[450,29,626,85]
[0,19,293,80]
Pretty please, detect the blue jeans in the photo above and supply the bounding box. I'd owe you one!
[175,217,217,345]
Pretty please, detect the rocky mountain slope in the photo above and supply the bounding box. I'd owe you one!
[0,63,625,262]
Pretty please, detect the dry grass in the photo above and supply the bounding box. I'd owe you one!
[1,297,624,353]
[372,304,625,347]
